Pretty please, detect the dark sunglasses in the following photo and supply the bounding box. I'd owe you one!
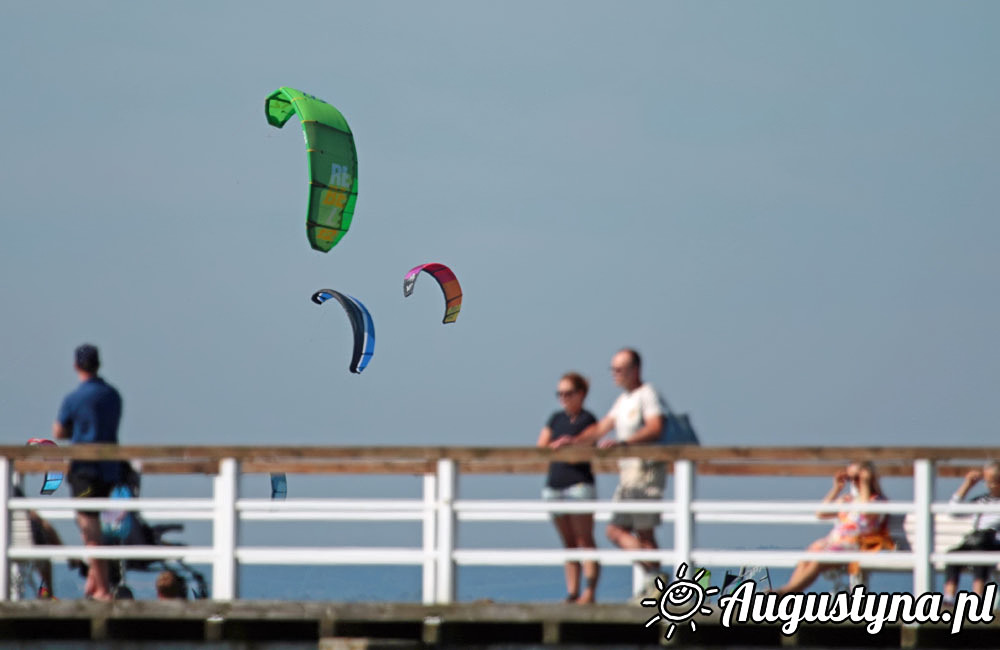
[556,390,578,398]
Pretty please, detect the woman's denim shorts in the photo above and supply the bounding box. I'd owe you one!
[542,482,597,516]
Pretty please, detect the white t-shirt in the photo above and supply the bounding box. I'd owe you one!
[608,383,667,488]
[608,383,665,443]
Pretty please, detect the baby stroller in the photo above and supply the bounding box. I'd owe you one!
[10,485,63,600]
[96,522,209,600]
[74,463,208,600]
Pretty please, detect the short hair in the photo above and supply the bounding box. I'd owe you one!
[984,460,1000,475]
[560,372,589,398]
[619,348,641,369]
[156,570,188,599]
[74,344,100,374]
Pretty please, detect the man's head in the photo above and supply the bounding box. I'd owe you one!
[984,460,1000,497]
[610,348,642,390]
[74,344,100,375]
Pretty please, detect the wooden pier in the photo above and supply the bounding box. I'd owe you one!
[4,446,1000,647]
[0,600,997,648]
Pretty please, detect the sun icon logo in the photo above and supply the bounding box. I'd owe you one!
[640,563,719,640]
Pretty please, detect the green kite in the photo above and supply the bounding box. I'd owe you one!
[265,87,359,252]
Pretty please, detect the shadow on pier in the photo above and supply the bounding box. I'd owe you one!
[0,601,997,649]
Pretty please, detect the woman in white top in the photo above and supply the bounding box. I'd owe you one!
[943,461,1000,601]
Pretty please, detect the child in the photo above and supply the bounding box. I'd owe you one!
[943,461,1000,602]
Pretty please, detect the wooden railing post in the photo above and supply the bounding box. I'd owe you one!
[422,472,438,604]
[912,458,934,594]
[213,457,239,600]
[0,457,9,602]
[435,458,456,604]
[674,459,694,575]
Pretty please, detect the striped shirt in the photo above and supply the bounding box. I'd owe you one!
[950,492,1000,538]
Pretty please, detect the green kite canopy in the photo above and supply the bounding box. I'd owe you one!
[265,87,359,253]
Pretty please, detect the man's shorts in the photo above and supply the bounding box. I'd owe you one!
[67,470,113,517]
[610,483,664,531]
[542,482,597,517]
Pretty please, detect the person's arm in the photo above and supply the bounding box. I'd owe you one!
[54,396,71,440]
[624,414,663,445]
[817,471,847,519]
[52,421,69,440]
[537,426,553,448]
[567,414,613,447]
[951,470,982,502]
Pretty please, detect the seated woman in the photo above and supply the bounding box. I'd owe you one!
[942,461,1000,602]
[774,461,888,594]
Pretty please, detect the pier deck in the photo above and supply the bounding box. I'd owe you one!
[0,600,996,648]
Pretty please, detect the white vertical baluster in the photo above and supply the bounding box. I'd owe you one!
[912,459,934,595]
[0,458,10,601]
[435,459,456,604]
[674,459,694,575]
[422,472,438,604]
[213,458,238,600]
[632,564,645,596]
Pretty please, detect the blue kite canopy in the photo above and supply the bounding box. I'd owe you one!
[27,438,63,495]
[311,289,375,374]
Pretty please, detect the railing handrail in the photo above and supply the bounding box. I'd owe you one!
[4,444,999,462]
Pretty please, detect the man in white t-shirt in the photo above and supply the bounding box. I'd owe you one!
[577,348,667,574]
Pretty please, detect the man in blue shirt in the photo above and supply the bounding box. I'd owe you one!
[53,344,122,601]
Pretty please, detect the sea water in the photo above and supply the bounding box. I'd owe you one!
[45,562,919,603]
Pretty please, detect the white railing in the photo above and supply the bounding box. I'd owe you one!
[2,449,999,603]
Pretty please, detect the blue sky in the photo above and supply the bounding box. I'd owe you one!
[3,1,996,450]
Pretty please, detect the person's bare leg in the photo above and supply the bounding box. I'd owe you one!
[775,538,827,594]
[570,514,599,604]
[606,523,639,550]
[38,517,63,546]
[775,561,830,594]
[972,577,986,596]
[77,513,112,601]
[553,515,581,600]
[635,529,660,574]
[775,561,809,592]
[943,574,959,601]
[608,523,661,578]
